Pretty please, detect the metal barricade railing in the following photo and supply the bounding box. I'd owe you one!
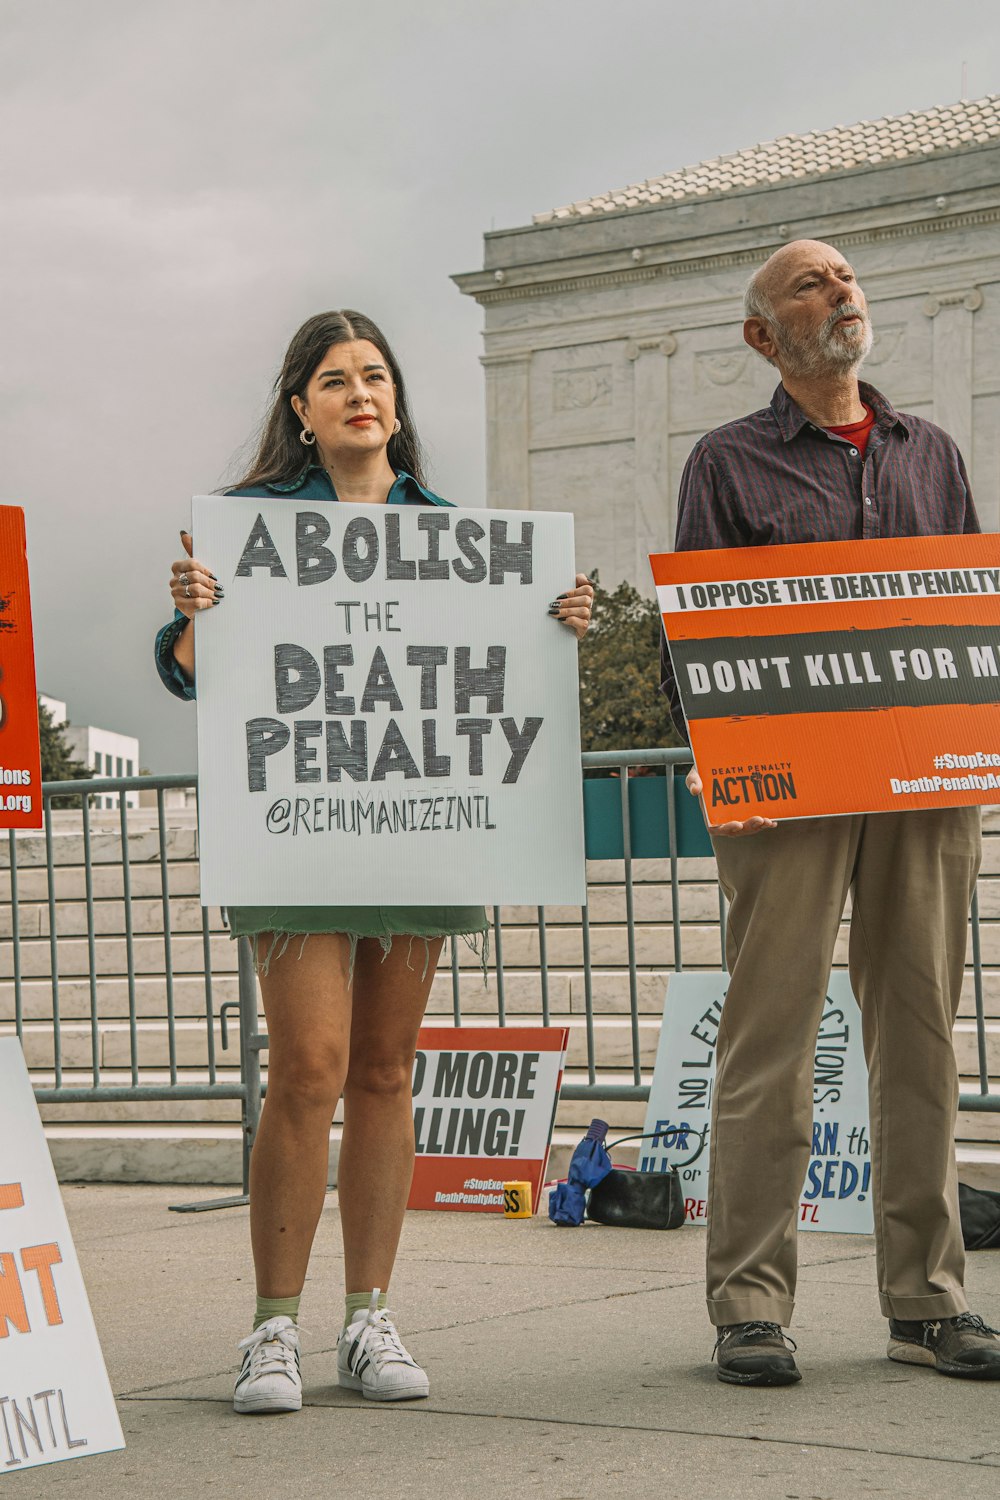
[3,773,260,1210]
[2,758,997,1212]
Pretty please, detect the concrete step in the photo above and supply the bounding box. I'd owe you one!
[0,897,224,940]
[449,963,1000,1025]
[1,824,199,869]
[9,872,1000,931]
[953,1146,1000,1192]
[476,919,1000,970]
[0,861,201,903]
[42,1119,1000,1188]
[12,1013,998,1079]
[7,817,1000,879]
[44,1123,253,1186]
[6,934,1000,1019]
[0,974,238,1022]
[5,970,1000,1035]
[0,883,725,939]
[0,932,238,979]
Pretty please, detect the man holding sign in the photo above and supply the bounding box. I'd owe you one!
[659,241,1000,1384]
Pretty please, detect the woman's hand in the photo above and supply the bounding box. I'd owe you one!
[685,765,777,838]
[169,531,224,620]
[548,574,594,640]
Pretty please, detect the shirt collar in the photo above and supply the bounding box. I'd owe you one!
[265,466,436,501]
[266,466,326,495]
[770,380,909,443]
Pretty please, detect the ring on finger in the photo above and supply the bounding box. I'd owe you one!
[185,584,191,598]
[179,573,189,586]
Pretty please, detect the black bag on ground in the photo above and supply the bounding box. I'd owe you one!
[586,1166,686,1230]
[959,1182,1000,1250]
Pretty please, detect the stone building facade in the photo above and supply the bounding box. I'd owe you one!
[454,97,1000,590]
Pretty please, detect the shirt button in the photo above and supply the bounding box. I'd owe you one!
[850,447,859,457]
[864,497,873,506]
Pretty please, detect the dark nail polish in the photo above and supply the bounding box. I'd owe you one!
[557,592,569,600]
[547,606,561,616]
[210,573,218,581]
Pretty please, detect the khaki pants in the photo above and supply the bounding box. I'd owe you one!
[707,808,981,1327]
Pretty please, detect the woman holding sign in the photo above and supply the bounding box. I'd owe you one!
[155,310,592,1416]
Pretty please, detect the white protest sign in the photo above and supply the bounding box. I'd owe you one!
[641,973,873,1234]
[0,1039,124,1473]
[408,1026,568,1211]
[193,497,585,907]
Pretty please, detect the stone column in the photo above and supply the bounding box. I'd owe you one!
[627,334,677,590]
[923,287,982,462]
[482,351,531,510]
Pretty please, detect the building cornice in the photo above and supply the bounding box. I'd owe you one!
[455,203,1000,309]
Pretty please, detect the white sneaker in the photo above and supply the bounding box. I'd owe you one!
[234,1316,302,1414]
[337,1290,429,1402]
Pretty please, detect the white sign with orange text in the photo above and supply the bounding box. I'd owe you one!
[0,1039,124,1473]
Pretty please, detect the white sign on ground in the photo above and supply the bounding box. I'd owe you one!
[641,972,873,1234]
[193,497,586,907]
[0,1038,125,1473]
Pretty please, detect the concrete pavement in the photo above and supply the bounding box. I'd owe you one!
[9,1183,1000,1499]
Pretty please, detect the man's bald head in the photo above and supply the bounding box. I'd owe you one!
[744,240,846,322]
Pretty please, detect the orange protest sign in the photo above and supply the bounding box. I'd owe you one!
[651,533,1000,826]
[407,1027,567,1213]
[0,507,42,829]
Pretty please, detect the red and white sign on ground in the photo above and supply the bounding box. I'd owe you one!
[0,507,42,829]
[0,1039,125,1473]
[408,1026,568,1213]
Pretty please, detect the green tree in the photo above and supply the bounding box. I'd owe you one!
[577,573,682,753]
[37,700,91,803]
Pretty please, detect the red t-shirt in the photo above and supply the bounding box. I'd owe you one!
[826,403,875,458]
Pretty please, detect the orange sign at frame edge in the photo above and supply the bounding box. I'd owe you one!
[0,505,43,829]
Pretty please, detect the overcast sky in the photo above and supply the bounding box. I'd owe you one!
[3,0,998,772]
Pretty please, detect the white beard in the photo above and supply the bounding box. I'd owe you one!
[774,305,874,379]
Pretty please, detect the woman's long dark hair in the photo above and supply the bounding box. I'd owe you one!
[234,310,427,489]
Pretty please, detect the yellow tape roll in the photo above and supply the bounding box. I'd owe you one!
[502,1182,532,1217]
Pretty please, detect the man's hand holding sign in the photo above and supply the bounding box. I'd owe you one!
[683,763,776,837]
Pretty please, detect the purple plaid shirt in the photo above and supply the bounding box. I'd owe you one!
[660,380,980,739]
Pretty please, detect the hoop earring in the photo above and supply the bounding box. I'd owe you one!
[299,428,316,447]
[392,418,402,435]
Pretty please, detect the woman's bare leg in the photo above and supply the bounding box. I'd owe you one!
[338,936,444,1293]
[250,933,353,1298]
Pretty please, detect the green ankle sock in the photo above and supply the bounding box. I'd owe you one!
[254,1294,301,1331]
[344,1290,387,1329]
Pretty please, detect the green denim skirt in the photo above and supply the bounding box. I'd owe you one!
[227,903,490,977]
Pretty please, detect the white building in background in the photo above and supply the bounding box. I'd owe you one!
[38,694,140,809]
[455,95,1000,592]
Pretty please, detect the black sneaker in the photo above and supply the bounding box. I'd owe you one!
[887,1313,1000,1379]
[713,1321,801,1386]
